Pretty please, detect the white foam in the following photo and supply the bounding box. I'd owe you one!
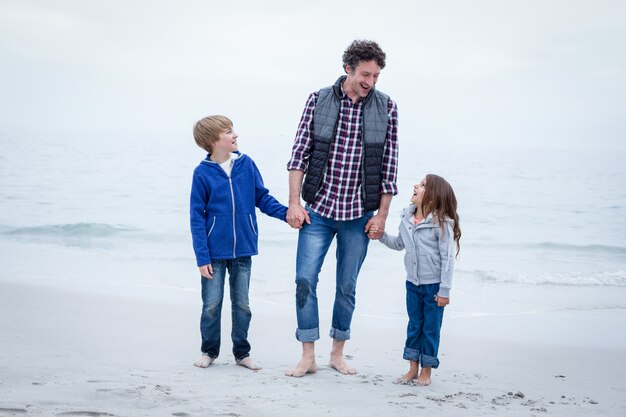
[471,270,626,286]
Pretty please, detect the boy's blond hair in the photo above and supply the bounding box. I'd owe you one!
[193,115,233,152]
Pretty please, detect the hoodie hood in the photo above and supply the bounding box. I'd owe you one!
[401,204,455,228]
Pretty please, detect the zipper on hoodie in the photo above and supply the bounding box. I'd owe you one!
[228,178,236,258]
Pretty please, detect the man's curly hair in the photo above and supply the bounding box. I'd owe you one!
[342,40,386,71]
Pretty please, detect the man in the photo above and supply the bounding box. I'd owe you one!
[285,40,398,377]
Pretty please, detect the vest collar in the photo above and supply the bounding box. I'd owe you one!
[332,75,377,104]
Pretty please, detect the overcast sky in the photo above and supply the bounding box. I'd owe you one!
[1,0,624,149]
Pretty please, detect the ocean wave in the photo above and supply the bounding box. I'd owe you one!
[2,223,137,238]
[471,270,626,286]
[471,241,626,254]
[535,242,626,254]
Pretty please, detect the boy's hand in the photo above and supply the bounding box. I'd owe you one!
[199,264,214,279]
[287,203,310,229]
[435,295,449,307]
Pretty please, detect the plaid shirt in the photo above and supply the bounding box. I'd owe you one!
[287,88,399,221]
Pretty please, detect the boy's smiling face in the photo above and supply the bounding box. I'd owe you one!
[213,127,239,154]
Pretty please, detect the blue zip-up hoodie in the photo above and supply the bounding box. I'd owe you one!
[190,152,288,267]
[379,205,456,298]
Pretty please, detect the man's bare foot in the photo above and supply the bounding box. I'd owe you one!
[329,354,357,375]
[329,339,356,375]
[285,355,317,377]
[417,367,432,386]
[193,354,214,368]
[236,357,261,371]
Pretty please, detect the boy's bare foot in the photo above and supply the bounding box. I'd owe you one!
[329,354,357,375]
[285,355,317,377]
[236,357,261,371]
[417,367,432,386]
[193,354,214,368]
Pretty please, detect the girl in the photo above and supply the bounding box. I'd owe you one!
[378,174,461,386]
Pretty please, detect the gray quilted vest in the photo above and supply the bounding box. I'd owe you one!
[302,75,390,211]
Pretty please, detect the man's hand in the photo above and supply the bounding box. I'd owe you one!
[287,171,310,229]
[435,295,449,307]
[287,203,310,229]
[365,194,391,239]
[199,264,214,279]
[364,214,386,239]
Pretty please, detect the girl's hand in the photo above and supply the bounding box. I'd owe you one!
[199,264,214,279]
[365,215,385,239]
[435,295,449,307]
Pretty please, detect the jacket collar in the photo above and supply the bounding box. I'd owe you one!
[401,204,455,230]
[401,205,437,228]
[202,151,242,165]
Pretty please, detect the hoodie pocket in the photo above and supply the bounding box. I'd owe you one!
[418,255,440,277]
[207,217,216,238]
[248,214,258,236]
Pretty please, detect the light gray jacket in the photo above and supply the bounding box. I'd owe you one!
[379,205,456,298]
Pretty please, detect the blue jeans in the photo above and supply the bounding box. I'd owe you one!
[200,257,252,360]
[403,281,445,368]
[294,209,373,342]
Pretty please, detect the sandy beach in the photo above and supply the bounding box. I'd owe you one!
[2,272,625,417]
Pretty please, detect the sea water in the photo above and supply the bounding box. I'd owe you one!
[1,126,625,320]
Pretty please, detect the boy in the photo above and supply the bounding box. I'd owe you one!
[190,115,288,370]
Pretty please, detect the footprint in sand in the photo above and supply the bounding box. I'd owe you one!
[491,391,526,406]
[426,392,484,407]
[154,384,172,395]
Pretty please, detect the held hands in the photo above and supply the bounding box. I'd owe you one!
[364,215,386,240]
[199,264,214,279]
[435,295,449,307]
[287,203,310,229]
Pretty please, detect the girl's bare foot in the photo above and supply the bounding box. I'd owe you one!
[236,357,261,371]
[193,354,214,368]
[417,367,432,386]
[395,360,419,383]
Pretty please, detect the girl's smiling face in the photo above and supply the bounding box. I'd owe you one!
[410,178,426,207]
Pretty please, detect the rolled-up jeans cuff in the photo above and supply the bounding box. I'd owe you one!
[329,327,351,341]
[420,353,440,369]
[296,327,319,342]
[403,347,419,361]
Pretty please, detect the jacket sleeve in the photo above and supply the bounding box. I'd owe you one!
[379,223,405,251]
[252,161,288,222]
[190,168,211,267]
[437,222,455,298]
